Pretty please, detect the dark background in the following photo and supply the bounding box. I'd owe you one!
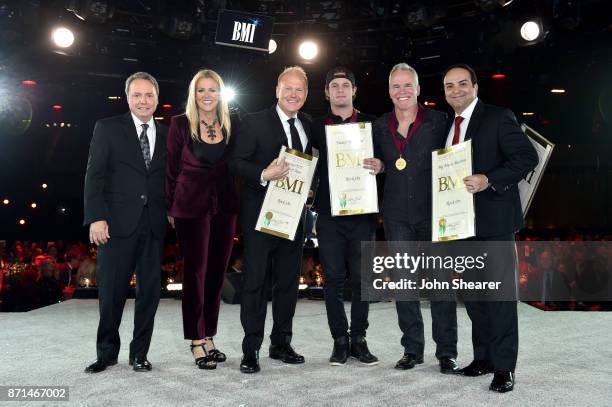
[1,0,611,241]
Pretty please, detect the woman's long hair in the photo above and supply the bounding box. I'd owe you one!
[185,69,231,143]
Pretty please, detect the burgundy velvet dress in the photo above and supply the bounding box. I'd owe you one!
[166,114,239,339]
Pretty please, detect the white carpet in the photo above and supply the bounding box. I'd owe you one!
[1,299,611,407]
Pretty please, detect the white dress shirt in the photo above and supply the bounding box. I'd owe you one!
[275,104,308,150]
[131,113,156,156]
[444,97,479,147]
[260,105,309,186]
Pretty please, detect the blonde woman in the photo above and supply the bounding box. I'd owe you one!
[166,69,239,369]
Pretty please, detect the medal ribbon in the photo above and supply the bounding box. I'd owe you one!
[389,104,424,158]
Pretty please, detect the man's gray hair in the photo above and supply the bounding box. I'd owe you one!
[125,72,159,97]
[389,63,419,87]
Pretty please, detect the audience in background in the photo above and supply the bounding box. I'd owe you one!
[1,230,610,312]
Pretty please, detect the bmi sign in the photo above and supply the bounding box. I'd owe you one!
[215,10,274,52]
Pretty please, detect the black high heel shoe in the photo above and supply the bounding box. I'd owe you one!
[190,342,217,370]
[205,337,227,363]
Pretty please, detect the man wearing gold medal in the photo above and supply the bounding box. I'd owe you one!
[371,63,459,374]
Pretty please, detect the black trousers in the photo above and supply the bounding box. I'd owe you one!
[317,214,375,340]
[95,207,162,361]
[240,226,303,353]
[465,233,519,371]
[383,218,458,359]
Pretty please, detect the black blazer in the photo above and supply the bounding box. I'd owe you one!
[83,112,168,238]
[229,105,312,230]
[455,100,538,237]
[374,107,448,223]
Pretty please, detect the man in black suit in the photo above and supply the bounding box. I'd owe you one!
[372,63,458,374]
[83,72,167,373]
[230,66,312,373]
[442,64,538,392]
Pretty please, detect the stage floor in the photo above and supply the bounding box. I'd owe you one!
[1,299,610,406]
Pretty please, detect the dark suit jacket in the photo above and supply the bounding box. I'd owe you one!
[83,112,168,238]
[374,107,448,223]
[165,114,239,218]
[456,100,539,237]
[229,106,312,231]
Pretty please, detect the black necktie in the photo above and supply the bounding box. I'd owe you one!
[287,118,303,152]
[139,123,151,169]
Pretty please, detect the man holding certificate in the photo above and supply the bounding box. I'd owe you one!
[230,66,312,374]
[372,63,459,374]
[311,67,381,366]
[442,64,538,392]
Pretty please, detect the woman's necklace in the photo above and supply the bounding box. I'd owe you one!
[200,116,218,140]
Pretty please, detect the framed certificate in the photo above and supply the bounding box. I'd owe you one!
[431,139,475,242]
[255,147,318,241]
[519,124,554,217]
[325,122,379,216]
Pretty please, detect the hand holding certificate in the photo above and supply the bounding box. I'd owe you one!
[256,147,318,241]
[325,122,379,216]
[431,140,476,241]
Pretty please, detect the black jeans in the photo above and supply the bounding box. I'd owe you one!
[383,218,457,359]
[317,214,375,340]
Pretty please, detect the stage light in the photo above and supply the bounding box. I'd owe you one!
[107,96,121,100]
[162,104,172,109]
[298,41,318,60]
[402,3,446,31]
[30,203,37,208]
[18,219,26,225]
[268,39,277,54]
[164,14,195,39]
[2,199,9,205]
[522,112,535,116]
[551,88,566,94]
[222,87,236,102]
[154,116,164,120]
[52,105,63,110]
[67,1,112,24]
[60,122,65,127]
[424,101,437,107]
[52,27,75,48]
[22,80,37,86]
[42,183,48,189]
[167,283,183,291]
[520,21,541,42]
[491,73,506,79]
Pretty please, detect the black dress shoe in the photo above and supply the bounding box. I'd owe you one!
[329,336,349,366]
[457,360,494,377]
[439,357,460,374]
[490,371,514,393]
[269,344,305,364]
[394,353,424,370]
[130,357,152,372]
[240,351,260,374]
[84,358,117,373]
[350,336,379,365]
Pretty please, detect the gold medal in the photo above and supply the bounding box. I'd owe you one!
[395,157,407,170]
